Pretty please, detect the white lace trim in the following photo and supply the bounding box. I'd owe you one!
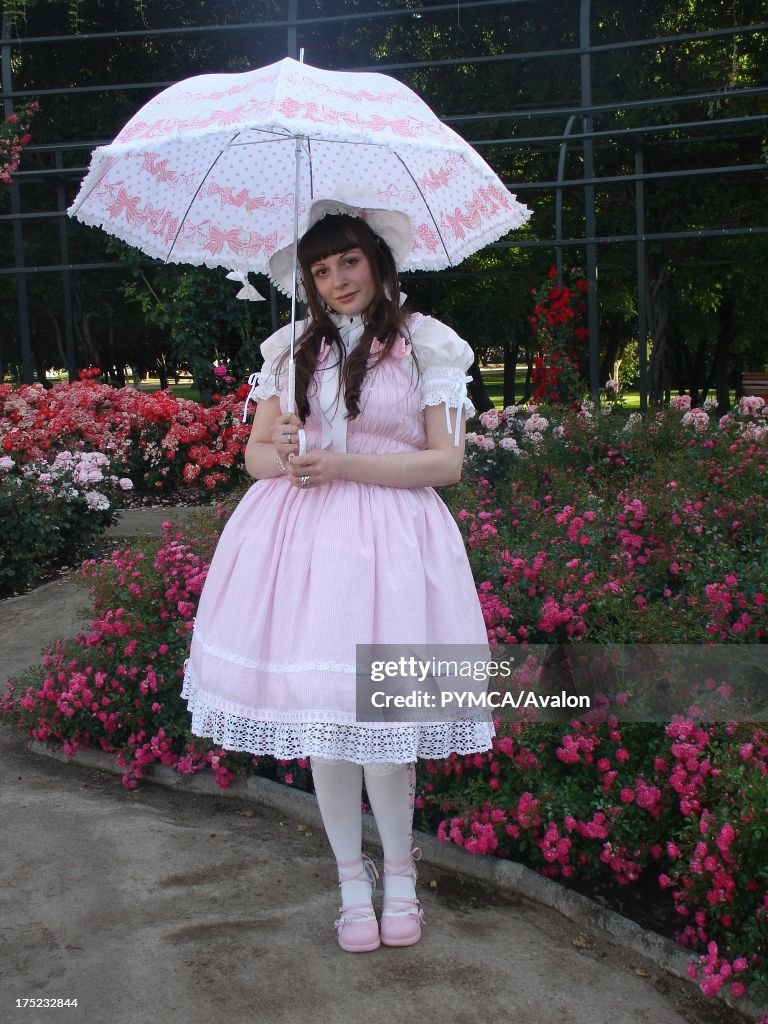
[192,631,356,675]
[422,387,475,414]
[181,666,495,762]
[71,195,531,279]
[420,366,476,442]
[251,380,281,401]
[421,366,474,408]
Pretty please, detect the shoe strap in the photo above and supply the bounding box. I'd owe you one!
[337,853,379,892]
[383,846,422,880]
[334,902,377,927]
[381,897,424,922]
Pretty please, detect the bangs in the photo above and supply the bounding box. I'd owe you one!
[298,215,375,268]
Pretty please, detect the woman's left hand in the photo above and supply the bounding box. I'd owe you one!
[286,449,341,489]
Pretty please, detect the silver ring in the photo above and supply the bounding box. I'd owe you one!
[300,474,310,487]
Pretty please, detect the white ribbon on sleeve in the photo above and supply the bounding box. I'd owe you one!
[242,372,260,423]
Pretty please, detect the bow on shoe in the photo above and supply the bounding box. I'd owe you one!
[333,852,381,953]
[379,847,424,947]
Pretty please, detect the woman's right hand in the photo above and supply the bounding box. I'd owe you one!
[271,412,304,465]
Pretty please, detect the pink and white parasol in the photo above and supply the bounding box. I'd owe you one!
[68,56,531,278]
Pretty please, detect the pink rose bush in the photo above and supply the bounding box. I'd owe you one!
[425,397,768,1006]
[0,375,250,499]
[0,446,133,596]
[2,388,767,1008]
[0,374,252,593]
[0,99,39,185]
[1,516,313,794]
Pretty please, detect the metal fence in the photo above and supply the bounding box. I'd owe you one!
[1,0,766,407]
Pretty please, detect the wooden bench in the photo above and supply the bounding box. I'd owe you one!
[741,372,768,400]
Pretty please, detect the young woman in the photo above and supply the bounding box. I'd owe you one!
[182,204,494,953]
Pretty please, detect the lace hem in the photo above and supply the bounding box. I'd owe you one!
[181,668,495,762]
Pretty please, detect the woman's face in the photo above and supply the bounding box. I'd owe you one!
[309,247,377,317]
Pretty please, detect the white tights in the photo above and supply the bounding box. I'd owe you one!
[310,757,417,908]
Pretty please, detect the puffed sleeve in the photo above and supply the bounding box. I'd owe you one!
[241,322,296,421]
[410,314,476,445]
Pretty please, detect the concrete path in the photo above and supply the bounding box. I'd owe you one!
[0,509,752,1024]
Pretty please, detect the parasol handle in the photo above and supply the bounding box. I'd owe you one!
[287,356,296,413]
[287,133,307,459]
[286,358,306,455]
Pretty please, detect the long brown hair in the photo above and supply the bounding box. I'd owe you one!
[278,214,411,421]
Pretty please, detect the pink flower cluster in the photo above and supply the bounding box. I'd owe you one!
[434,401,768,1004]
[0,100,39,184]
[687,942,750,999]
[4,389,767,1006]
[0,379,251,497]
[1,448,133,511]
[427,716,768,1000]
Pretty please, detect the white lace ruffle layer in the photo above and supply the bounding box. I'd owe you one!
[181,666,495,764]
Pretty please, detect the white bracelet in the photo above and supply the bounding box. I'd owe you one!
[275,451,288,475]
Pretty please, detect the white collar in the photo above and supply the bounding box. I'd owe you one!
[330,312,365,350]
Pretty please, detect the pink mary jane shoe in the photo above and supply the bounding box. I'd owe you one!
[334,853,380,953]
[380,848,424,948]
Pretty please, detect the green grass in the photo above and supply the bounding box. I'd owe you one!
[480,366,641,411]
[137,381,202,402]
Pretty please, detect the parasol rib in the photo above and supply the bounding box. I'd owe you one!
[165,130,242,264]
[392,149,452,266]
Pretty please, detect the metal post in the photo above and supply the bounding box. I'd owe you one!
[1,13,34,384]
[287,0,298,58]
[55,151,77,380]
[554,115,576,286]
[580,0,599,399]
[635,147,648,412]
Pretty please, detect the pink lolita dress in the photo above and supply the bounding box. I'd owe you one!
[181,311,495,763]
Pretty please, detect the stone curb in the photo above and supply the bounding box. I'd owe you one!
[29,740,765,1022]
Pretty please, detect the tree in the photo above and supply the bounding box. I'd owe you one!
[1,0,765,400]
